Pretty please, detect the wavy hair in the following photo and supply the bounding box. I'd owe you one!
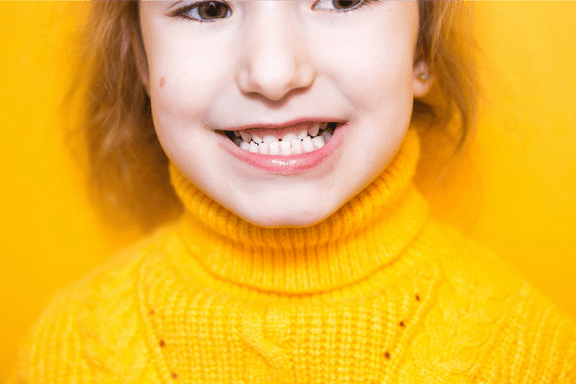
[63,1,479,231]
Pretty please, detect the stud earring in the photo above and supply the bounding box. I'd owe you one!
[417,72,429,82]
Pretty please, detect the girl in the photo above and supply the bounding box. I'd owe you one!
[14,1,575,383]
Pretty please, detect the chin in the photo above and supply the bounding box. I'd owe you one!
[236,204,335,229]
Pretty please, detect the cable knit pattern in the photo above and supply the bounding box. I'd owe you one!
[13,130,576,383]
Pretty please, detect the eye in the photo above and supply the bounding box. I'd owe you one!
[172,1,232,22]
[313,0,366,12]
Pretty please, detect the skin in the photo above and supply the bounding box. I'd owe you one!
[139,0,433,228]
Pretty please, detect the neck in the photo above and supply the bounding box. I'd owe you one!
[170,129,428,294]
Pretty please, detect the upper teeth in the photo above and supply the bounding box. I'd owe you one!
[232,122,336,155]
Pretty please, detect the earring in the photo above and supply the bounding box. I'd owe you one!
[417,72,429,82]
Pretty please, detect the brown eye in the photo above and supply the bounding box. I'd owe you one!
[174,1,232,22]
[333,0,363,10]
[313,0,368,12]
[197,1,230,20]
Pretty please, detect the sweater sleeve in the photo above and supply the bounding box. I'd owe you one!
[432,221,576,382]
[12,287,92,384]
[399,220,576,383]
[11,239,161,384]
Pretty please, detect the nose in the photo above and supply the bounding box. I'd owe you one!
[236,3,315,102]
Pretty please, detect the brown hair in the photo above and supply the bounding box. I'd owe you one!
[63,1,479,231]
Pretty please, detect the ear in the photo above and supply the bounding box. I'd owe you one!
[413,59,433,98]
[132,27,150,95]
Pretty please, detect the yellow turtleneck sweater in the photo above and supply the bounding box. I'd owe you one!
[14,131,576,383]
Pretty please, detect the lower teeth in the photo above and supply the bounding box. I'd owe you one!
[228,123,338,156]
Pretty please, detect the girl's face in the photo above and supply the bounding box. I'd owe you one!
[139,0,431,227]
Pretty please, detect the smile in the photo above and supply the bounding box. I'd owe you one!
[224,122,340,156]
[217,120,349,173]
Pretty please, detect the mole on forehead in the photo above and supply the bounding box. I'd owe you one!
[160,77,165,88]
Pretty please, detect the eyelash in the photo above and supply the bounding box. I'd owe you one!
[314,0,380,13]
[170,1,231,23]
[170,0,381,23]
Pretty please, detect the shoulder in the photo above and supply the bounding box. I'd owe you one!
[15,225,181,384]
[45,223,180,318]
[420,219,526,291]
[421,219,575,326]
[415,219,576,382]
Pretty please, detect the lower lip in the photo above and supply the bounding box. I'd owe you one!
[217,123,350,173]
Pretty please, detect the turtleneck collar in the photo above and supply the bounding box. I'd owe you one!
[169,129,428,294]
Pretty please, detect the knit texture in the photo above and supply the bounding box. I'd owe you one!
[14,130,576,383]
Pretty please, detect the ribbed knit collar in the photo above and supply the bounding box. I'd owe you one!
[169,129,428,294]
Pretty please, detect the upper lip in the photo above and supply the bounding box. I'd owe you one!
[220,117,346,132]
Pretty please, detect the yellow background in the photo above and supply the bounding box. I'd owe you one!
[1,2,575,380]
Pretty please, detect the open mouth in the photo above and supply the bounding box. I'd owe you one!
[220,122,342,156]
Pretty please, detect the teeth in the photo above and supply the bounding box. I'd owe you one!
[240,141,250,151]
[231,122,338,156]
[280,141,292,156]
[302,136,315,153]
[269,141,281,155]
[308,123,320,137]
[263,135,279,144]
[240,131,251,143]
[291,139,303,154]
[312,135,325,149]
[282,133,297,142]
[321,130,332,143]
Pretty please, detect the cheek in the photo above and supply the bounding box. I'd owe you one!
[151,72,212,125]
[352,57,413,111]
[333,53,415,120]
[316,34,415,113]
[148,43,231,123]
